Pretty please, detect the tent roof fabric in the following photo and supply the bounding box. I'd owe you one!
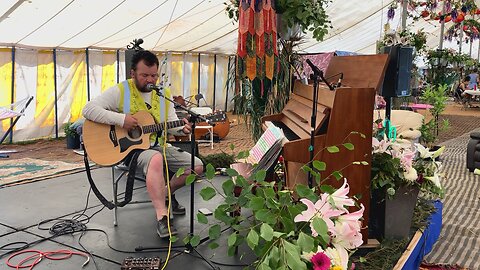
[1,0,480,56]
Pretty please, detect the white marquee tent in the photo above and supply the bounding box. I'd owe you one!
[0,0,479,142]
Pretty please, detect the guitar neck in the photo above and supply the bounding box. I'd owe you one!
[142,119,185,135]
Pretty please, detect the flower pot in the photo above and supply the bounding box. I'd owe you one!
[369,186,420,240]
[66,134,80,149]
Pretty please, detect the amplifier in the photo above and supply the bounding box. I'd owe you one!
[120,257,161,270]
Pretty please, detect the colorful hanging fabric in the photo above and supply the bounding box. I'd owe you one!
[237,0,277,97]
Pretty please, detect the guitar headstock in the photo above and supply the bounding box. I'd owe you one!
[206,111,227,123]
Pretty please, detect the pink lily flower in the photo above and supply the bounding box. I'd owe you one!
[294,198,344,236]
[325,179,355,212]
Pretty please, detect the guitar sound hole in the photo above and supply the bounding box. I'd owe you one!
[128,126,142,139]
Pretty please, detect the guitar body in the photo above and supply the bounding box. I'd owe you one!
[83,111,154,166]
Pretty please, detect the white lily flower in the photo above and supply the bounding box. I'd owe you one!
[425,173,442,188]
[415,143,433,159]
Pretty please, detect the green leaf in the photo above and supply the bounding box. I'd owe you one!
[226,168,239,177]
[227,233,237,247]
[320,185,335,194]
[205,163,215,180]
[332,171,343,180]
[327,146,340,153]
[254,170,267,182]
[248,196,265,210]
[175,167,185,177]
[208,224,221,240]
[170,236,178,243]
[283,240,306,270]
[246,229,259,249]
[295,184,315,201]
[190,235,200,247]
[208,242,219,249]
[342,143,354,150]
[222,179,235,195]
[269,246,280,266]
[260,223,274,241]
[361,161,369,165]
[258,262,272,270]
[312,217,330,245]
[197,212,208,224]
[297,232,315,253]
[200,187,216,201]
[312,160,326,171]
[185,174,196,185]
[229,143,235,151]
[255,209,276,224]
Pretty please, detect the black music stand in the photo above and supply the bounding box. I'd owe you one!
[136,87,219,270]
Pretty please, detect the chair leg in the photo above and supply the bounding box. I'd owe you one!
[112,167,127,227]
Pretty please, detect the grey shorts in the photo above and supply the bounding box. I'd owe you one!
[136,145,203,176]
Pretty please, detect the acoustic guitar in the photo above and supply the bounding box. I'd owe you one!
[83,110,226,166]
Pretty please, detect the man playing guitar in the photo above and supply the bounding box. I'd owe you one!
[82,50,203,239]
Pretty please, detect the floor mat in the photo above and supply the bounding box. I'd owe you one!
[0,158,85,187]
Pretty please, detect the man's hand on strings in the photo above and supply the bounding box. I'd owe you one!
[123,114,138,130]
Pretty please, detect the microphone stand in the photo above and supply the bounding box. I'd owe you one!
[136,89,218,270]
[307,70,321,188]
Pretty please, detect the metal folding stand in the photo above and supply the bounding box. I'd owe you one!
[135,86,219,269]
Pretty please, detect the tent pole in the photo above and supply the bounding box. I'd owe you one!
[116,50,120,83]
[225,56,231,112]
[53,49,59,139]
[213,54,217,110]
[9,46,15,143]
[197,53,201,105]
[439,1,446,50]
[86,48,91,101]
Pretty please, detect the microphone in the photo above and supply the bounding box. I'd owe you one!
[306,59,323,76]
[146,83,163,94]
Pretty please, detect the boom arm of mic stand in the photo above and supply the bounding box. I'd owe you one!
[311,71,335,91]
[155,91,210,124]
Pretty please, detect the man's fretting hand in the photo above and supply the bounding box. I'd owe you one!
[123,114,138,130]
[182,118,192,134]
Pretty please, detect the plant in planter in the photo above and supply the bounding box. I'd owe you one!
[369,137,444,239]
[419,84,450,148]
[181,139,366,269]
[64,122,80,149]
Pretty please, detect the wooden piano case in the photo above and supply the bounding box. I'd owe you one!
[262,54,389,241]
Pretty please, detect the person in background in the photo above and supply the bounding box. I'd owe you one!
[455,75,472,106]
[468,68,479,90]
[82,50,203,239]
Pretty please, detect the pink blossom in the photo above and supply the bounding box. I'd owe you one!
[294,198,344,236]
[311,252,331,270]
[325,179,355,212]
[400,150,415,169]
[372,137,391,153]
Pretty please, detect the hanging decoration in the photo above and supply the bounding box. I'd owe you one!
[237,0,278,97]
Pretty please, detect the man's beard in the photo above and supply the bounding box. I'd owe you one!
[134,80,151,93]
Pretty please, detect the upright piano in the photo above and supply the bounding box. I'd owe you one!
[262,54,389,241]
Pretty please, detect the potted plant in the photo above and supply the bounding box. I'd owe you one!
[64,122,80,149]
[419,84,450,149]
[369,138,445,239]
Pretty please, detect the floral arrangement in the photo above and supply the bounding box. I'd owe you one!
[371,137,445,199]
[188,163,364,270]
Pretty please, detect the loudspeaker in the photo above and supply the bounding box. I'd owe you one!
[380,45,414,97]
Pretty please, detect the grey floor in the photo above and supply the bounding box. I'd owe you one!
[0,168,255,269]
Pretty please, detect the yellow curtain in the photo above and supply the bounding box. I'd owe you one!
[0,48,13,131]
[35,51,55,127]
[101,51,116,91]
[170,53,183,96]
[70,51,87,122]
